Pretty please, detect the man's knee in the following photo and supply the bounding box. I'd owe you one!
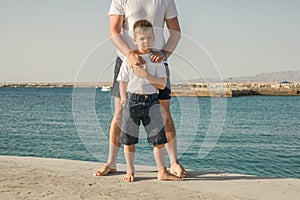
[159,99,171,119]
[113,98,123,124]
[159,99,170,109]
[113,110,122,124]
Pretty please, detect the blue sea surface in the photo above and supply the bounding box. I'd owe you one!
[0,87,299,178]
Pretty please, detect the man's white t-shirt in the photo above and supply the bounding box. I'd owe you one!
[108,0,178,60]
[117,53,167,94]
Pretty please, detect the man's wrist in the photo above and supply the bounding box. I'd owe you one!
[124,51,135,58]
[160,50,168,61]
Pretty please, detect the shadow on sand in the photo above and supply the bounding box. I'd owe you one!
[97,169,279,182]
[184,170,279,181]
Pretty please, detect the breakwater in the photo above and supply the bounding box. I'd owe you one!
[171,82,300,97]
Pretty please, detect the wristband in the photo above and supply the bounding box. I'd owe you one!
[160,51,168,61]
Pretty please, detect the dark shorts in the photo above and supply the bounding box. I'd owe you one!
[111,57,171,100]
[120,93,167,146]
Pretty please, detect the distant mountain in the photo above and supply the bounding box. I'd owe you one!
[224,70,300,83]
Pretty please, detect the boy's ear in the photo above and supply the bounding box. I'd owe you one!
[133,37,137,44]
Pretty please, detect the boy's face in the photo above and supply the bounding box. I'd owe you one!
[133,29,155,53]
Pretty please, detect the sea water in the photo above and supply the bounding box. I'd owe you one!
[0,87,299,178]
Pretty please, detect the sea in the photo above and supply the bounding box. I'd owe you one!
[1,87,299,178]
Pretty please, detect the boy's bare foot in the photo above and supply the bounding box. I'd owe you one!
[123,173,135,182]
[93,164,117,176]
[158,168,182,181]
[170,162,189,178]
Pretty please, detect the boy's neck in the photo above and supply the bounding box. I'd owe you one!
[135,48,151,55]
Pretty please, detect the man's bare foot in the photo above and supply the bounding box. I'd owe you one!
[123,173,135,182]
[158,168,182,181]
[170,161,189,178]
[93,164,117,176]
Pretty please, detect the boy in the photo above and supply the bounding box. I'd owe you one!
[117,20,182,182]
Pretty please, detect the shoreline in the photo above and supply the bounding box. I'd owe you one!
[1,82,300,97]
[1,156,299,200]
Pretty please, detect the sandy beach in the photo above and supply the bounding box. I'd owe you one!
[0,156,299,200]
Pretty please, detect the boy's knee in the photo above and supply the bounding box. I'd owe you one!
[154,144,164,149]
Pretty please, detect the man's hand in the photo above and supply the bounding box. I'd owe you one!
[126,51,145,68]
[150,51,167,63]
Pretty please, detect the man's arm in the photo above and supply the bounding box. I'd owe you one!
[162,17,181,58]
[109,15,145,66]
[150,17,181,62]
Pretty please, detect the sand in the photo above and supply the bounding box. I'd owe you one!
[0,156,299,200]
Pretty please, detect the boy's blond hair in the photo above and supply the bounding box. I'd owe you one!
[133,19,154,37]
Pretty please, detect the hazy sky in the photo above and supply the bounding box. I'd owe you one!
[1,0,299,83]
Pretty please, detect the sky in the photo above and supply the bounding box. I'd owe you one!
[1,0,299,83]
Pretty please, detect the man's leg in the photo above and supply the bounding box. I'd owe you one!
[94,97,122,176]
[159,99,188,178]
[154,144,182,181]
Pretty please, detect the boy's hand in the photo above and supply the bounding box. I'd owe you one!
[132,64,147,78]
[120,97,127,107]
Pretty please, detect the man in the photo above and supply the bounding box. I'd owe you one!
[94,0,187,178]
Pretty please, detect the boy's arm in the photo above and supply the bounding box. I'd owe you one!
[119,81,128,106]
[146,76,167,90]
[133,65,166,90]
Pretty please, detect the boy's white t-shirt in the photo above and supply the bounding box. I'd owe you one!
[117,53,167,94]
[108,0,178,60]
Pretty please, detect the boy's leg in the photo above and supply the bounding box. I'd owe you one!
[153,144,182,181]
[94,97,122,176]
[159,99,188,178]
[124,144,135,182]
